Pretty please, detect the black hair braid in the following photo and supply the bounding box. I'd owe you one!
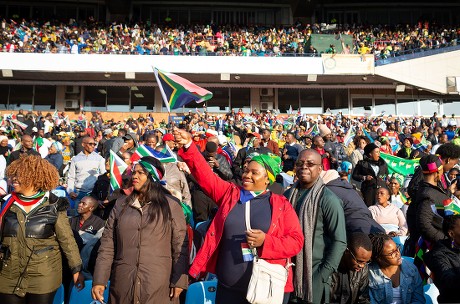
[369,233,392,261]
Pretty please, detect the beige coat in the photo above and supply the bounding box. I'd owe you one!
[93,194,189,304]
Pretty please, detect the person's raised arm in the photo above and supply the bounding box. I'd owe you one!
[174,128,235,206]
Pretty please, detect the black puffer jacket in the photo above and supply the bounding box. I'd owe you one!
[414,181,449,244]
[424,239,460,303]
[330,265,370,304]
[326,178,385,234]
[352,157,389,207]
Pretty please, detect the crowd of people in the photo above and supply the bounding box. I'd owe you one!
[0,17,459,59]
[0,106,460,303]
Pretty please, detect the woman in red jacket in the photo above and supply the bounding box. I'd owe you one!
[174,128,304,304]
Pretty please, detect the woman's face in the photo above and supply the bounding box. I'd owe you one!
[146,137,157,148]
[388,179,400,195]
[0,139,8,147]
[448,170,459,183]
[376,188,390,207]
[242,161,269,191]
[403,139,412,148]
[359,139,367,150]
[378,240,402,267]
[369,148,380,161]
[131,164,148,192]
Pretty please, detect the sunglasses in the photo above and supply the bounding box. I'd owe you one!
[85,142,97,146]
[295,160,321,168]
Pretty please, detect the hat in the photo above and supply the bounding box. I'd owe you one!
[123,133,135,141]
[217,135,228,146]
[162,133,174,141]
[419,154,442,174]
[364,143,379,156]
[103,128,113,135]
[247,132,261,140]
[0,127,6,132]
[319,124,331,137]
[154,128,166,135]
[32,127,38,132]
[205,129,218,138]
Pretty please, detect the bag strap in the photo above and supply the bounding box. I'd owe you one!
[245,200,295,269]
[244,201,257,257]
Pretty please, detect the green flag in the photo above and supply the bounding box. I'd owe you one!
[380,153,419,176]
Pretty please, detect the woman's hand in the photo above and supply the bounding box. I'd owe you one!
[173,127,192,148]
[246,229,266,248]
[169,287,184,299]
[73,272,85,291]
[92,285,106,303]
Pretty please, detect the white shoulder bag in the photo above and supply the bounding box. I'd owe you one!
[245,201,292,304]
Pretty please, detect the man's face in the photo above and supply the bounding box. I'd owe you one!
[345,247,372,272]
[295,150,322,188]
[439,134,448,144]
[22,136,33,149]
[262,130,270,140]
[82,138,96,153]
[78,197,94,215]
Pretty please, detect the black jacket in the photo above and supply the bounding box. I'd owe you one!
[7,148,41,165]
[351,157,389,207]
[414,181,449,244]
[330,265,370,304]
[424,239,460,303]
[326,178,385,234]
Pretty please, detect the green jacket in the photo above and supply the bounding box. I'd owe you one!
[285,185,347,304]
[0,192,82,296]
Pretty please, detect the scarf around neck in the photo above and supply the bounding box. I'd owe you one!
[239,189,269,203]
[286,178,325,302]
[11,190,46,207]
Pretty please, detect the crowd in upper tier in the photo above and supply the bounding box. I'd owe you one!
[1,17,459,58]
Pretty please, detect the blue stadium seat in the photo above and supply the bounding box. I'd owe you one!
[402,256,414,264]
[424,283,439,304]
[53,284,64,304]
[185,280,217,304]
[69,280,110,304]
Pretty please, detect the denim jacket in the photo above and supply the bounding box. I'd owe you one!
[368,259,425,304]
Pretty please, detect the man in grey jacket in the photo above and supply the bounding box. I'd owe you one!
[67,136,106,214]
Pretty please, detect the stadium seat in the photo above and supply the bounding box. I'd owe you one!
[68,280,110,304]
[402,256,414,264]
[185,280,217,304]
[392,235,408,254]
[53,284,64,304]
[424,283,439,304]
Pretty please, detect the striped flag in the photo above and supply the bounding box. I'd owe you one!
[305,124,319,137]
[11,119,28,130]
[343,126,355,147]
[130,144,177,164]
[110,150,128,191]
[154,68,213,112]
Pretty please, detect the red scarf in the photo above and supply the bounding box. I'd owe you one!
[11,192,43,206]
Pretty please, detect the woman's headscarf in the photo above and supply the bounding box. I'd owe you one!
[137,156,164,183]
[250,153,282,184]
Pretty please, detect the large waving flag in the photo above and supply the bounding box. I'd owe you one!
[154,68,213,112]
[380,153,419,177]
[130,144,177,163]
[110,150,128,191]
